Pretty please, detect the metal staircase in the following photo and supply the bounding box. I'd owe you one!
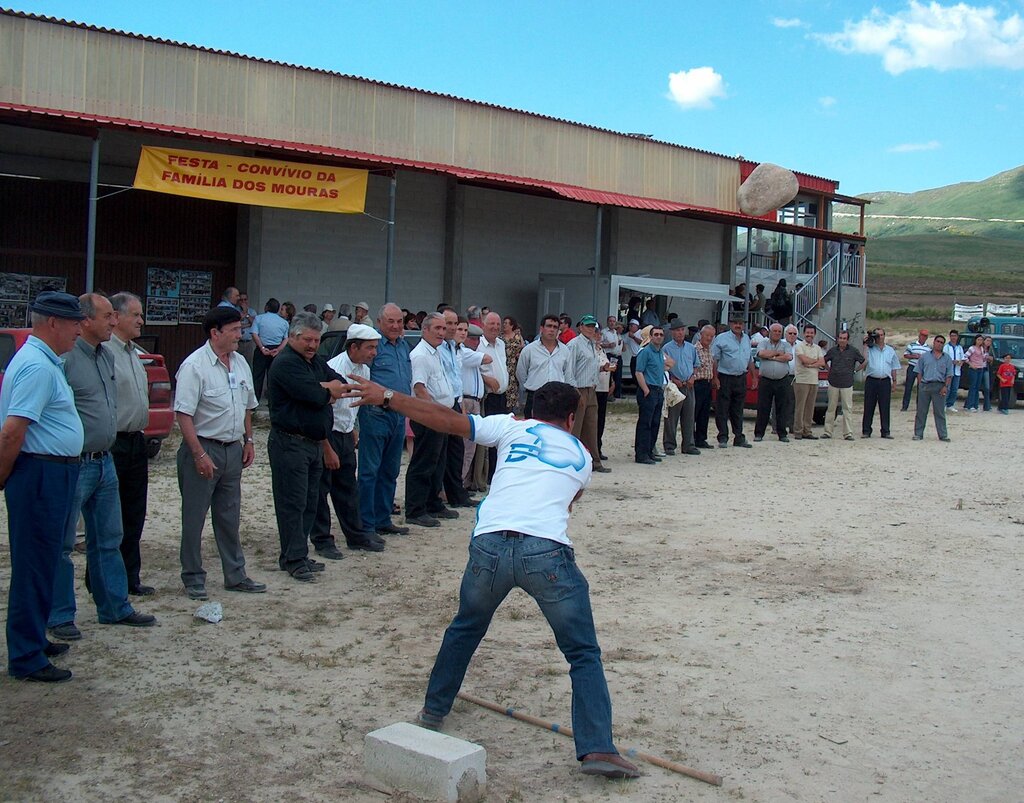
[791,253,864,341]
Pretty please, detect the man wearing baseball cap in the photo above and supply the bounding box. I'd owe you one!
[0,292,86,682]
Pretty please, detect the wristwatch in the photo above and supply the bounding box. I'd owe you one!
[382,389,394,410]
[244,436,254,444]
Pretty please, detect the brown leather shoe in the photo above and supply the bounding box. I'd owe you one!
[580,752,641,779]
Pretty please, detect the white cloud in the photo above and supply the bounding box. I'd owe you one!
[817,1,1024,74]
[818,95,837,108]
[887,140,942,152]
[667,67,727,109]
[773,17,804,28]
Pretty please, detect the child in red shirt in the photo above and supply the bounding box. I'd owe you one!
[996,353,1016,414]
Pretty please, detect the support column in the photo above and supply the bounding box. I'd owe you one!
[85,134,100,293]
[592,205,603,316]
[384,173,397,302]
[442,177,464,308]
[835,239,845,335]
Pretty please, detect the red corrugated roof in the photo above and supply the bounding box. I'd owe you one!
[0,8,841,188]
[0,102,864,243]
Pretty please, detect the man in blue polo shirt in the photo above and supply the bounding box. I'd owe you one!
[250,297,290,401]
[0,292,85,683]
[662,319,701,457]
[711,315,757,448]
[359,303,413,537]
[634,325,666,464]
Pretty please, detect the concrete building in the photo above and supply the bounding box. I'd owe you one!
[0,10,866,372]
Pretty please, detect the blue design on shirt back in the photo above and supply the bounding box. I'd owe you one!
[505,423,586,471]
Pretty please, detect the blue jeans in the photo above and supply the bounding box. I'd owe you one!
[966,368,984,409]
[423,532,617,760]
[50,453,134,627]
[6,454,79,676]
[634,385,663,461]
[945,373,960,408]
[981,369,992,411]
[357,407,406,530]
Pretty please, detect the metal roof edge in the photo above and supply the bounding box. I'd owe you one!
[0,8,839,185]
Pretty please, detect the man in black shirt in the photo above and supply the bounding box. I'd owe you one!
[266,312,347,582]
[822,331,865,441]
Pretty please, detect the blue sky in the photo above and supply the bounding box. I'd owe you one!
[15,0,1024,195]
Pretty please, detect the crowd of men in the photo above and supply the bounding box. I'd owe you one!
[2,286,1008,685]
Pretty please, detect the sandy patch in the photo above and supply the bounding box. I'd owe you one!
[1,401,1022,802]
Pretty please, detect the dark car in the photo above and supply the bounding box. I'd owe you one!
[957,334,1024,407]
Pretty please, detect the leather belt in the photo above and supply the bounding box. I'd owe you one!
[25,453,80,464]
[274,428,320,444]
[463,395,481,402]
[81,450,109,461]
[199,436,237,447]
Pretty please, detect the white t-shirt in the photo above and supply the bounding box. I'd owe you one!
[468,414,592,546]
[327,351,367,433]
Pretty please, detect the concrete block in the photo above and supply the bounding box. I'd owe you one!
[364,722,486,803]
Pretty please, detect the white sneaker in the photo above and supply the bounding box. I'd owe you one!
[947,406,958,413]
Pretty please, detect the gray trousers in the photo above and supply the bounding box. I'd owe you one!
[914,381,949,439]
[663,387,696,452]
[177,438,247,588]
[238,339,256,372]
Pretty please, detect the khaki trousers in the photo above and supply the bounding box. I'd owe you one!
[824,385,854,438]
[793,382,817,436]
[571,386,603,468]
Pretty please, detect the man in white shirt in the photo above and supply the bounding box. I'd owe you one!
[516,314,569,417]
[174,306,265,599]
[901,329,931,411]
[405,313,458,528]
[311,323,386,555]
[457,322,494,488]
[341,377,640,781]
[479,311,509,483]
[943,329,966,411]
[600,316,624,400]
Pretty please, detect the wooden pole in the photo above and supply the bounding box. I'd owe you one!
[455,691,724,787]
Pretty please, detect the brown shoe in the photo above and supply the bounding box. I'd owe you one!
[580,752,641,779]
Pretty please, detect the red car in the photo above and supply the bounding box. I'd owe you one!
[0,328,174,458]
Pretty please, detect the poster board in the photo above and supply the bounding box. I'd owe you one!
[0,273,68,327]
[145,267,213,325]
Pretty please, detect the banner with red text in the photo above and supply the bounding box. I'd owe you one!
[133,146,368,213]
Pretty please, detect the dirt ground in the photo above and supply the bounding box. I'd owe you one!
[1,398,1022,802]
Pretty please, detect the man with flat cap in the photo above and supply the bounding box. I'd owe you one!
[662,319,701,457]
[311,323,387,555]
[711,314,757,448]
[0,292,85,682]
[175,305,266,599]
[566,315,611,472]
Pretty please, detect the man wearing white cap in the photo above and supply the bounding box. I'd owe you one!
[353,301,370,325]
[312,323,386,554]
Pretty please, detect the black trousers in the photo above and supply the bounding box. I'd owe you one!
[483,393,509,483]
[312,429,371,548]
[268,429,322,572]
[715,373,747,442]
[755,376,791,438]
[111,431,148,588]
[693,379,712,443]
[252,348,277,401]
[524,390,536,418]
[862,376,892,437]
[634,385,663,460]
[901,364,917,411]
[406,422,447,518]
[596,390,609,453]
[444,402,471,505]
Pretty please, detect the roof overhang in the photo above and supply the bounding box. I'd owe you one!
[0,102,866,244]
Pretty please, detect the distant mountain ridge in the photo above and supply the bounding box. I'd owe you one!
[836,165,1024,243]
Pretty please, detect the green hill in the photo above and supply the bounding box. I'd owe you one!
[835,165,1024,244]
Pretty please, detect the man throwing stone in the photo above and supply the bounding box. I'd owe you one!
[341,377,640,780]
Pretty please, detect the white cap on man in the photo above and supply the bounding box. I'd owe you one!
[345,323,381,341]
